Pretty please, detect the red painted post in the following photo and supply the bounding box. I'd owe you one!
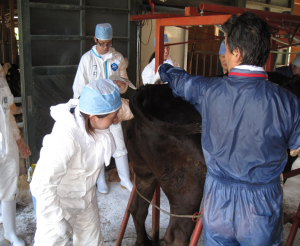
[285,202,300,246]
[115,183,136,246]
[189,208,204,246]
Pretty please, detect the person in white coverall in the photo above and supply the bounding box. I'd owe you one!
[31,79,133,246]
[72,23,134,194]
[142,33,180,85]
[0,63,31,246]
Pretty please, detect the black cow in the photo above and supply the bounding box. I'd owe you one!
[125,84,205,246]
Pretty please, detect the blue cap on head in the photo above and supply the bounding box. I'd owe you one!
[154,34,169,47]
[95,23,113,40]
[79,79,121,115]
[219,40,226,55]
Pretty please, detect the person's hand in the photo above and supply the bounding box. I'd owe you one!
[114,80,128,94]
[16,138,31,159]
[290,147,300,157]
[116,98,134,123]
[55,219,73,238]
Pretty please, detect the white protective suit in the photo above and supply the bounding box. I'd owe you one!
[142,55,180,85]
[72,45,129,158]
[30,99,115,246]
[73,45,128,99]
[0,65,19,202]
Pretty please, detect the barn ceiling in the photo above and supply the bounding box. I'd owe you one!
[142,0,293,13]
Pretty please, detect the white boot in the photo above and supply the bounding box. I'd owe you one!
[2,200,25,246]
[115,155,133,192]
[0,200,2,224]
[96,167,108,194]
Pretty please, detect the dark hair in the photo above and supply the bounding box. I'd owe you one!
[222,11,270,67]
[80,111,109,136]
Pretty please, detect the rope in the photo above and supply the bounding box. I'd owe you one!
[134,176,202,220]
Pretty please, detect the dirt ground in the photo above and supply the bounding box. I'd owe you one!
[1,161,300,246]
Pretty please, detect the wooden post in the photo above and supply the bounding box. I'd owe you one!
[9,0,16,64]
[1,0,7,63]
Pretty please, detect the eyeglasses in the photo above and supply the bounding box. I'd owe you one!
[97,40,113,47]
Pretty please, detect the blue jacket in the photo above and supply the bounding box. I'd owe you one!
[159,64,300,184]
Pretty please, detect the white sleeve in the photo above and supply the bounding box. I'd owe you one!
[118,56,129,79]
[73,56,90,99]
[142,64,155,85]
[30,126,76,223]
[0,105,7,159]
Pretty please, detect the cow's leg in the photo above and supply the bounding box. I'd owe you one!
[164,194,202,246]
[129,173,157,246]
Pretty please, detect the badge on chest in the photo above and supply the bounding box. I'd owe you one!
[111,63,119,71]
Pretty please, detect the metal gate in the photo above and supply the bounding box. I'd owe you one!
[18,0,138,165]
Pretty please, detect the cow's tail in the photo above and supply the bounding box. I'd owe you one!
[129,89,201,135]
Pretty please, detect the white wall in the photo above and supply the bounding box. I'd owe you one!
[140,19,186,81]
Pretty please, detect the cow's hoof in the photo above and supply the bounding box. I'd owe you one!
[134,238,153,246]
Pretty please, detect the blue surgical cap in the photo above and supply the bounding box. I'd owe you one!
[219,40,226,55]
[154,34,169,47]
[79,79,121,115]
[95,23,113,40]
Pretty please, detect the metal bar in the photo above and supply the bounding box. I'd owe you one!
[79,0,86,58]
[30,35,129,41]
[166,38,221,47]
[1,0,7,63]
[29,2,129,14]
[18,0,34,167]
[274,42,300,50]
[285,202,300,246]
[199,2,300,24]
[189,208,203,246]
[267,22,300,39]
[195,54,199,75]
[32,66,78,76]
[130,13,184,21]
[159,15,232,27]
[246,1,291,12]
[115,182,136,246]
[155,19,165,72]
[9,0,16,64]
[176,26,224,39]
[282,168,300,180]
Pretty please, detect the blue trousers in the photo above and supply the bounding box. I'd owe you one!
[203,171,283,246]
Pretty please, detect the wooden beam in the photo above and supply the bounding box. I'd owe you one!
[1,0,7,63]
[9,0,16,64]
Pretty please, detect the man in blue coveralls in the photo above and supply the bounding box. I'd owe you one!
[153,12,300,245]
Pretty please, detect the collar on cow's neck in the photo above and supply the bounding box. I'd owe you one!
[229,65,267,78]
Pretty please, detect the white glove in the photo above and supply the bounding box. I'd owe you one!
[55,219,73,238]
[290,147,300,157]
[152,65,162,84]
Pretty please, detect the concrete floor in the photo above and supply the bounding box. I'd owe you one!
[1,163,300,246]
